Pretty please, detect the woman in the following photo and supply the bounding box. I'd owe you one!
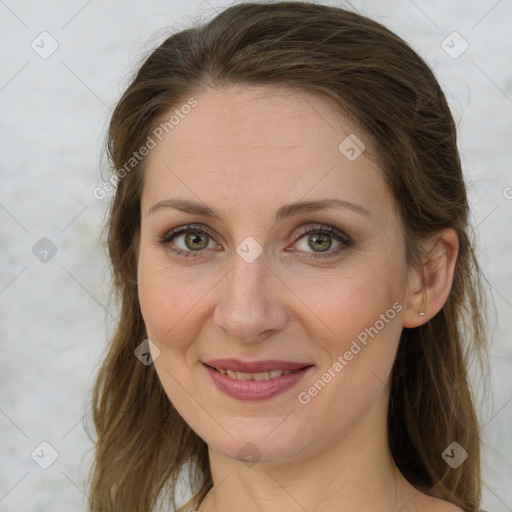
[86,2,489,511]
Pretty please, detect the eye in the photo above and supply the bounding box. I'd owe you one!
[158,223,353,260]
[158,224,219,259]
[290,224,353,259]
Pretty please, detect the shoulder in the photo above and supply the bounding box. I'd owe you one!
[402,492,464,512]
[434,504,464,512]
[421,495,464,512]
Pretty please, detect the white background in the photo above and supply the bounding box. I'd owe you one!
[0,1,511,510]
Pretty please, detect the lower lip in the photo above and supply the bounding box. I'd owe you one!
[203,363,314,401]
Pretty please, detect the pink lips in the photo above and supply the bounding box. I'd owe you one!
[203,358,312,373]
[202,359,314,401]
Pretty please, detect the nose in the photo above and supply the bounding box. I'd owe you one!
[213,247,288,344]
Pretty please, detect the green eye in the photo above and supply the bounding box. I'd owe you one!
[160,223,352,260]
[291,225,353,259]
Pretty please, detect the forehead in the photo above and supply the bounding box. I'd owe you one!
[152,84,364,154]
[141,84,388,220]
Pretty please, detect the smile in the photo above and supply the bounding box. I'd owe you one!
[202,362,314,400]
[210,367,300,380]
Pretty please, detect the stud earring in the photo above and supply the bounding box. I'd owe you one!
[419,311,425,316]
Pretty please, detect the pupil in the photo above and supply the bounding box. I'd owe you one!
[188,232,207,250]
[311,233,331,251]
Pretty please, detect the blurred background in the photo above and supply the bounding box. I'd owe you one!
[0,1,511,510]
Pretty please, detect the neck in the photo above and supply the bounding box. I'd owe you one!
[197,395,422,512]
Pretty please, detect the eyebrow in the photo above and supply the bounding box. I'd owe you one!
[148,197,371,220]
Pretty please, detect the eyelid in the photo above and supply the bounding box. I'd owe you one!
[292,224,353,246]
[160,223,219,245]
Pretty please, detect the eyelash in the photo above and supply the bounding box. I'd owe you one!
[157,223,353,260]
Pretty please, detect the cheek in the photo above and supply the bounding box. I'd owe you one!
[137,249,186,344]
[298,262,403,345]
[137,257,199,405]
[137,247,217,361]
[280,268,404,457]
[294,257,405,407]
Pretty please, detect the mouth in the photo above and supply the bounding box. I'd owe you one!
[202,360,315,401]
[204,364,305,381]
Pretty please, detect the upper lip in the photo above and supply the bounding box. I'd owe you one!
[203,358,313,373]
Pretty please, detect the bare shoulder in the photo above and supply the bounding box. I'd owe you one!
[423,495,464,512]
[401,491,464,512]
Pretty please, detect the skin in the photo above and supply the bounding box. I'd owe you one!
[137,84,461,511]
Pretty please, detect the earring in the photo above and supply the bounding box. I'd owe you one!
[419,311,425,316]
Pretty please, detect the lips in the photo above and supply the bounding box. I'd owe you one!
[208,366,299,381]
[203,358,312,373]
[202,359,315,400]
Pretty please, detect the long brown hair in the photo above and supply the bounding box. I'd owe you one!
[86,2,490,511]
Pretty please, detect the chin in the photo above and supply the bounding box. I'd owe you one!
[202,415,314,465]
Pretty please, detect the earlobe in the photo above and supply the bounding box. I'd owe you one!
[402,228,459,328]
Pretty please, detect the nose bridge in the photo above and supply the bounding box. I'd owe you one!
[231,244,268,297]
[214,244,286,341]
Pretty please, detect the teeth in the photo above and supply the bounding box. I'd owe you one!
[226,369,238,379]
[215,368,297,380]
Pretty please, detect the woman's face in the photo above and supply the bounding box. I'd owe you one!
[138,84,412,464]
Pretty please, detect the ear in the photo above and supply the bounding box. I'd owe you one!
[402,228,459,328]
